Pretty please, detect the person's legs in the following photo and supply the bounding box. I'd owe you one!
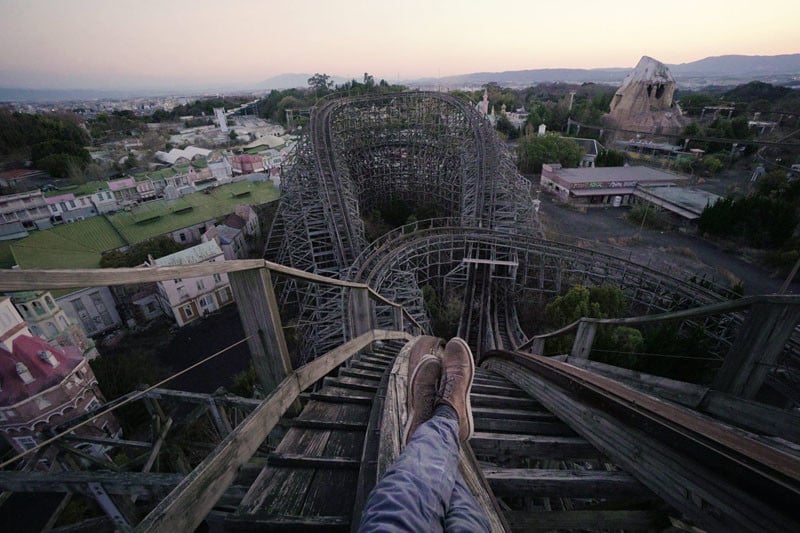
[358,405,461,533]
[358,337,488,532]
[445,472,492,533]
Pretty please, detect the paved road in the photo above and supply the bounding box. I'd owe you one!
[537,196,800,296]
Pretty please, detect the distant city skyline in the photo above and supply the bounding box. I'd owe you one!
[0,0,798,90]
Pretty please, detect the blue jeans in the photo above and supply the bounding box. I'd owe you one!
[358,414,491,532]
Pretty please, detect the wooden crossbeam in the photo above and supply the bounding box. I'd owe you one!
[484,468,645,498]
[470,433,600,461]
[266,453,360,469]
[0,471,182,498]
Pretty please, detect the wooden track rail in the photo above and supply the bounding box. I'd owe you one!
[481,349,800,532]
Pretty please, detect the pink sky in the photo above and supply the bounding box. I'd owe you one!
[0,0,797,89]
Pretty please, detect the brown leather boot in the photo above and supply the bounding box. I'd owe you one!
[403,354,441,444]
[436,337,475,442]
[407,335,443,382]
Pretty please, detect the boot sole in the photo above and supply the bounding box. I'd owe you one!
[403,354,440,445]
[448,337,475,441]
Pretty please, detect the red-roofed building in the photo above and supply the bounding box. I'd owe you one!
[231,155,265,175]
[0,297,118,465]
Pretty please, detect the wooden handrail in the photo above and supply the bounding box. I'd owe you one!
[517,294,800,351]
[136,328,412,532]
[0,259,424,332]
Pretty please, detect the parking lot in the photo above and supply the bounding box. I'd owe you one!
[537,196,799,296]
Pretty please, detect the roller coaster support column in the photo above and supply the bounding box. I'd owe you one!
[570,320,598,359]
[229,268,293,392]
[713,301,800,399]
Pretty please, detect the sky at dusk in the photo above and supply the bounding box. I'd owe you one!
[0,0,798,90]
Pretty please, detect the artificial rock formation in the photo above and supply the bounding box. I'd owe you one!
[604,55,685,139]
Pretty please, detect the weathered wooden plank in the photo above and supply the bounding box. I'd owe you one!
[141,388,262,409]
[484,468,645,498]
[339,368,383,380]
[268,454,361,469]
[325,376,379,392]
[284,418,368,431]
[349,286,373,338]
[700,391,800,442]
[470,393,539,410]
[472,406,557,422]
[504,509,663,532]
[274,428,331,456]
[562,357,709,406]
[350,361,388,372]
[302,469,359,519]
[324,427,365,460]
[474,418,576,436]
[246,467,316,516]
[569,320,597,359]
[470,382,529,397]
[351,360,393,532]
[459,445,512,533]
[713,302,800,399]
[486,357,799,532]
[470,433,600,461]
[306,391,374,405]
[225,513,349,531]
[0,471,182,498]
[229,268,293,390]
[0,260,267,290]
[565,358,800,441]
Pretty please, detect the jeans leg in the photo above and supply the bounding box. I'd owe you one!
[445,472,492,533]
[358,414,460,533]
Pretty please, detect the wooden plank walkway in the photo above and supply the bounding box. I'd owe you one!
[226,340,408,531]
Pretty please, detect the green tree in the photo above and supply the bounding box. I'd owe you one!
[495,115,519,140]
[100,236,185,268]
[517,133,584,174]
[308,73,334,96]
[595,149,625,167]
[702,156,724,174]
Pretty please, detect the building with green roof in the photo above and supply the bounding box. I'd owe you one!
[10,180,279,270]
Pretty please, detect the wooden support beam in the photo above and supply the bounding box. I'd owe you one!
[484,468,645,499]
[470,433,600,461]
[266,453,360,469]
[225,514,349,530]
[55,443,119,472]
[142,417,173,474]
[145,388,261,409]
[504,509,663,532]
[713,302,800,399]
[61,434,151,449]
[283,418,368,431]
[349,286,373,339]
[474,418,575,436]
[0,471,182,497]
[136,329,411,533]
[569,320,596,359]
[229,268,293,391]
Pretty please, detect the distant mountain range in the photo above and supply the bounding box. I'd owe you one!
[2,54,798,102]
[410,54,800,88]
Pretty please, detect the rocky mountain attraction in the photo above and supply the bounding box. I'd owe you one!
[604,55,686,141]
